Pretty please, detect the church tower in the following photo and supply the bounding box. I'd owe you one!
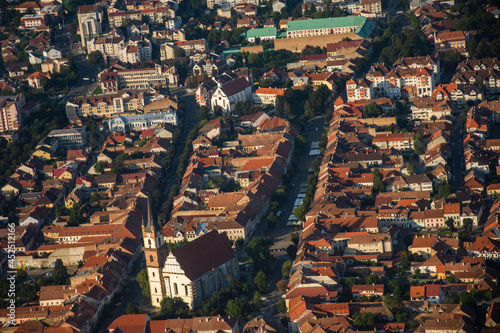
[142,198,167,307]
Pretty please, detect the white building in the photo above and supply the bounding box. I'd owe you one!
[143,216,238,308]
[346,78,374,101]
[108,110,177,132]
[47,128,87,149]
[252,88,286,105]
[166,16,182,30]
[210,77,252,113]
[77,5,102,48]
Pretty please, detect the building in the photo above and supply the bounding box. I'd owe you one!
[27,71,50,89]
[0,94,25,133]
[77,5,102,48]
[351,284,385,299]
[245,27,277,43]
[143,208,238,308]
[372,132,414,150]
[411,97,453,120]
[108,7,175,28]
[20,14,46,29]
[46,128,87,150]
[384,67,435,99]
[108,315,239,333]
[410,284,443,304]
[108,110,178,132]
[252,88,286,105]
[65,90,153,119]
[286,16,374,39]
[435,31,469,51]
[211,77,252,113]
[99,63,178,93]
[346,78,374,101]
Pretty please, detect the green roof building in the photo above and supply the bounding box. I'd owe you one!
[244,27,277,42]
[286,16,374,39]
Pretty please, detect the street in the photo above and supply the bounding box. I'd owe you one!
[66,55,100,98]
[451,117,465,190]
[253,115,327,330]
[161,93,199,199]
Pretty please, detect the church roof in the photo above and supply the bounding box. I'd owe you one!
[172,230,234,281]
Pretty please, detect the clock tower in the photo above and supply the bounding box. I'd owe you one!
[142,198,167,307]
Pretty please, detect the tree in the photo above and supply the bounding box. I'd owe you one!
[282,260,292,278]
[353,312,375,329]
[277,298,287,313]
[254,271,268,293]
[277,279,288,294]
[111,162,125,175]
[89,192,100,203]
[246,237,274,272]
[345,277,357,287]
[373,168,384,193]
[293,205,307,221]
[286,244,297,261]
[400,250,410,269]
[363,102,382,118]
[125,303,139,314]
[445,218,455,231]
[225,298,245,317]
[253,291,262,306]
[446,274,456,284]
[160,297,189,318]
[259,78,274,88]
[53,259,68,285]
[387,279,402,298]
[413,131,426,155]
[384,294,404,312]
[436,181,452,199]
[414,268,422,279]
[459,291,474,305]
[407,163,416,175]
[88,50,104,65]
[364,274,379,284]
[174,47,186,58]
[94,161,107,174]
[137,268,150,297]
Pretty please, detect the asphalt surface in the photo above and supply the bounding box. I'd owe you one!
[161,93,198,199]
[251,115,327,330]
[66,55,100,98]
[451,117,465,190]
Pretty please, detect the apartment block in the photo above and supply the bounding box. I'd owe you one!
[99,63,178,93]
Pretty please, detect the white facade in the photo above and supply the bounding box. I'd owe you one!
[108,110,178,132]
[210,78,252,113]
[166,16,182,30]
[78,6,102,48]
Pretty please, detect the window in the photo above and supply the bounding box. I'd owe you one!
[185,285,188,296]
[150,255,154,262]
[174,283,178,295]
[148,239,151,247]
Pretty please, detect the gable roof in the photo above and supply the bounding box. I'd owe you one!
[172,230,234,281]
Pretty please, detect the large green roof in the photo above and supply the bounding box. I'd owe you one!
[287,16,370,32]
[355,18,375,39]
[245,27,277,39]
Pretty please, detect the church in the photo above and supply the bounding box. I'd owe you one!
[142,207,239,308]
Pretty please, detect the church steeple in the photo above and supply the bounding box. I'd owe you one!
[142,197,167,307]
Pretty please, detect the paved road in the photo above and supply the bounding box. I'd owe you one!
[160,93,198,202]
[451,117,464,190]
[253,115,327,330]
[265,115,327,251]
[65,55,100,99]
